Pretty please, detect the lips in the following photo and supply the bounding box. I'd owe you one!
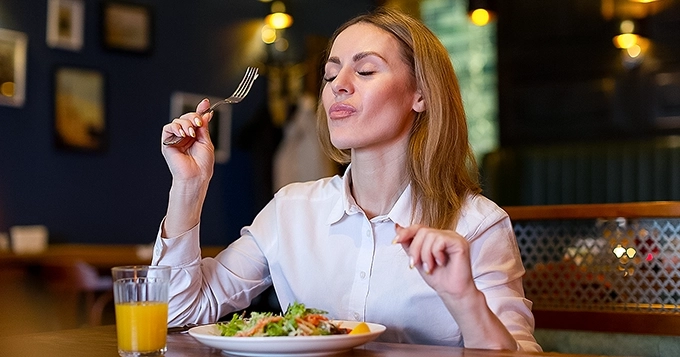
[328,103,356,119]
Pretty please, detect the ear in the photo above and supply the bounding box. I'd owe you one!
[412,90,426,113]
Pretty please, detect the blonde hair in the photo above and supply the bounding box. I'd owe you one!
[317,7,481,229]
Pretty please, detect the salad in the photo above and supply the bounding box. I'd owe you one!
[216,302,351,337]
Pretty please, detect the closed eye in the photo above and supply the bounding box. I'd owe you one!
[324,71,374,82]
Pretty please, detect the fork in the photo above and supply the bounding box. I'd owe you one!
[163,66,259,146]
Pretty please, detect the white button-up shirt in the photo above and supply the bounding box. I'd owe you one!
[153,169,540,351]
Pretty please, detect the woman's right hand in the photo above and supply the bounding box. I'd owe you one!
[161,98,215,183]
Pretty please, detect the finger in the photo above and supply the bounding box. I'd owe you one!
[172,100,210,134]
[194,98,215,126]
[163,120,188,141]
[419,231,437,274]
[431,238,449,268]
[393,223,417,267]
[189,115,213,146]
[172,116,197,139]
[392,223,421,245]
[406,227,428,270]
[196,98,211,114]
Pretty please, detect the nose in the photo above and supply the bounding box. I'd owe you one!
[330,69,353,96]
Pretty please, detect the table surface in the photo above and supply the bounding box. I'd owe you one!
[0,243,224,269]
[0,324,615,357]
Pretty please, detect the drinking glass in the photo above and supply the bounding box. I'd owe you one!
[111,265,171,357]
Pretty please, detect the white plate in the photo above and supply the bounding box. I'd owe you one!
[188,320,386,357]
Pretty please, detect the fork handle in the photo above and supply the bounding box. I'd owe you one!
[162,134,187,146]
[203,100,228,114]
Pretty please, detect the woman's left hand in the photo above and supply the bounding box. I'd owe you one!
[393,224,477,299]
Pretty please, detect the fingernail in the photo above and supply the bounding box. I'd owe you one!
[179,128,187,137]
[423,263,431,274]
[391,236,398,244]
[194,117,203,127]
[436,259,443,266]
[409,256,414,269]
[188,127,196,137]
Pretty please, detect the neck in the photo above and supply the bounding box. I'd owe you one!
[350,152,409,219]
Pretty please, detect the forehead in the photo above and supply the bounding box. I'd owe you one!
[329,23,399,57]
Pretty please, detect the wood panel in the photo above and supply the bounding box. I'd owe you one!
[534,309,680,336]
[504,201,680,220]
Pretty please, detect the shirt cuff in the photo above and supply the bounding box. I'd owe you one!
[152,218,201,267]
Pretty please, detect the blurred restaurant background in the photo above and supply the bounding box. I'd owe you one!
[2,0,680,355]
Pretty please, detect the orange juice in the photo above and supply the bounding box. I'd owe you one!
[115,301,168,353]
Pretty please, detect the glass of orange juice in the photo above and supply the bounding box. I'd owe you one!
[112,265,171,357]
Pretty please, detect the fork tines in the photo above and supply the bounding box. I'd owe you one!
[232,66,259,100]
[162,66,260,146]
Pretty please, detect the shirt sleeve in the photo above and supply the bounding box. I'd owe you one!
[463,200,542,352]
[152,219,272,327]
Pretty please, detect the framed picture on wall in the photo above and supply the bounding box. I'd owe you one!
[101,1,153,54]
[0,28,27,107]
[54,67,107,152]
[46,0,85,51]
[170,92,232,163]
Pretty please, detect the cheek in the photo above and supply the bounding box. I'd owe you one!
[366,88,405,115]
[321,84,333,109]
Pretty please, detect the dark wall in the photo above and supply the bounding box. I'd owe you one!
[0,0,374,245]
[497,0,680,146]
[483,0,680,207]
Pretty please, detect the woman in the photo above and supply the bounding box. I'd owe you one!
[155,7,540,351]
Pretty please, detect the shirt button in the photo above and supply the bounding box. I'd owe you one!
[360,271,366,279]
[365,230,371,237]
[353,312,361,321]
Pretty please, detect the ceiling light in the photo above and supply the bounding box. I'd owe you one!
[265,12,293,30]
[613,33,639,49]
[468,0,496,26]
[470,8,492,26]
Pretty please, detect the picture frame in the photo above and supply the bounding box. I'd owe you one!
[170,92,232,163]
[0,28,28,107]
[46,0,84,51]
[101,1,153,54]
[54,67,106,151]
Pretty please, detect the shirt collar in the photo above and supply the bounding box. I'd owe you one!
[327,165,353,224]
[384,184,412,227]
[326,164,413,226]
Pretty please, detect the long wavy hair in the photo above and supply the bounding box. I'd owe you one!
[317,7,481,229]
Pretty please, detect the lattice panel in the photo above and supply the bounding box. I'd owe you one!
[516,218,680,312]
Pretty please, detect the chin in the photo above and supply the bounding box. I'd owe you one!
[328,130,346,147]
[330,141,352,151]
[329,136,355,150]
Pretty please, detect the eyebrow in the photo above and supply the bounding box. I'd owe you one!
[326,51,387,65]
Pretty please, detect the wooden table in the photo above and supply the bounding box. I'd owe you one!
[0,244,227,330]
[0,244,224,270]
[0,324,614,357]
